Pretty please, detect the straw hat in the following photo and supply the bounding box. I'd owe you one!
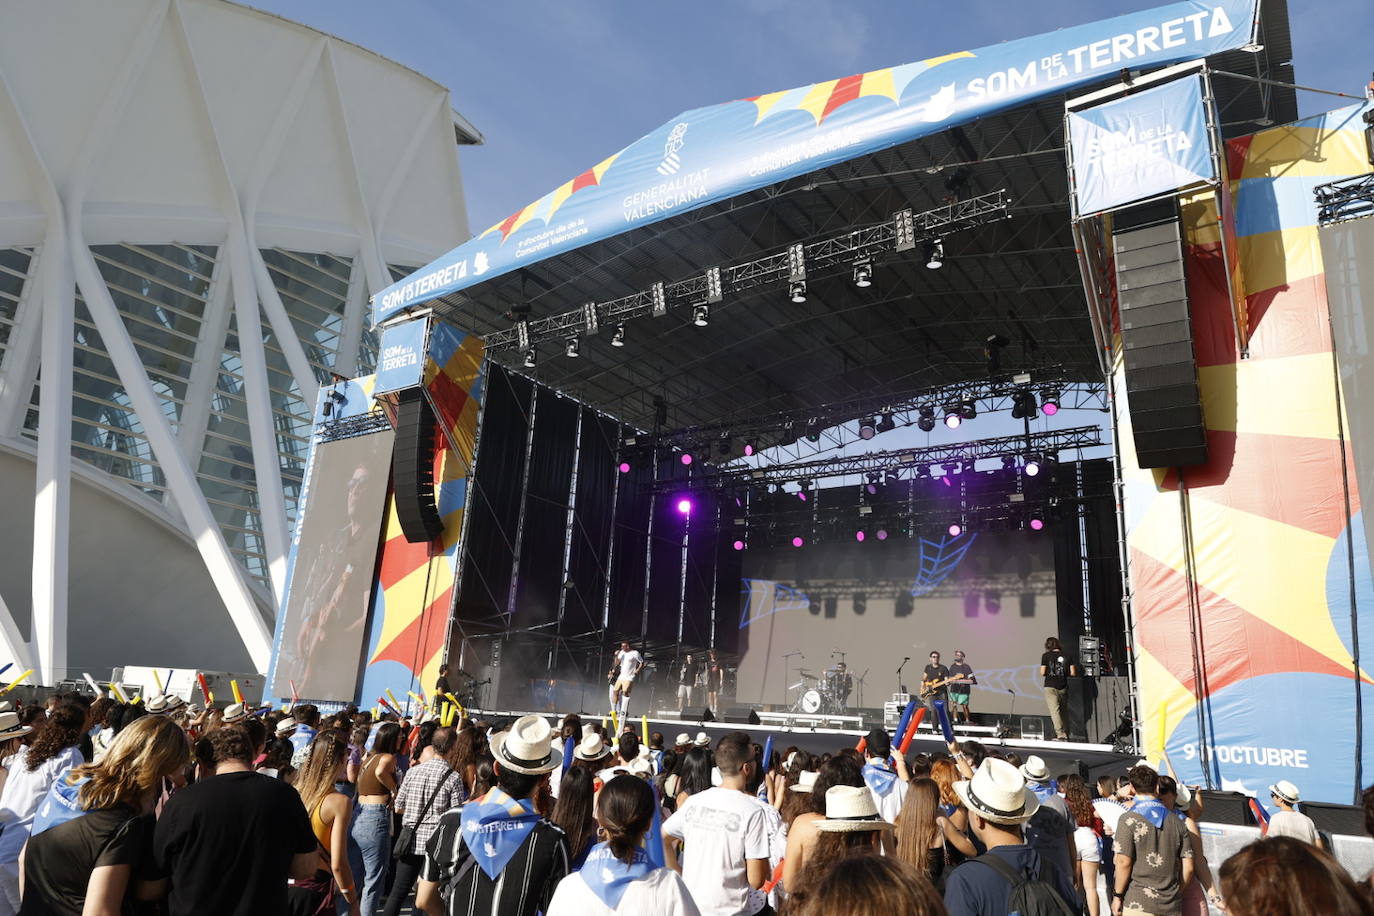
[0,711,32,741]
[693,731,710,747]
[490,715,561,775]
[222,702,248,724]
[1270,780,1301,805]
[146,694,185,716]
[1019,755,1051,783]
[789,771,819,793]
[813,785,896,832]
[275,716,298,736]
[627,757,653,778]
[674,732,691,747]
[0,701,14,714]
[954,758,1041,825]
[574,733,611,762]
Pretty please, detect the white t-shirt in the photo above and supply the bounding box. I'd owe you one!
[864,758,909,824]
[616,650,644,681]
[546,865,701,916]
[663,786,771,916]
[1267,809,1322,845]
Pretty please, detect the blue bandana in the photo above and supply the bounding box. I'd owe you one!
[459,788,543,880]
[579,843,654,908]
[1130,797,1170,829]
[1028,780,1059,801]
[862,762,898,798]
[32,772,88,837]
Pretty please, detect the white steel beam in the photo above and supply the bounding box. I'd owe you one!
[335,257,367,379]
[174,250,231,468]
[0,247,43,439]
[321,42,388,296]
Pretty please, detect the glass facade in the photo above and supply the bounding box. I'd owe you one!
[0,247,34,375]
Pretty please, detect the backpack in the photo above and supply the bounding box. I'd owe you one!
[971,852,1077,916]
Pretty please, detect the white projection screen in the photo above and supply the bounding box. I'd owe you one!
[734,530,1059,715]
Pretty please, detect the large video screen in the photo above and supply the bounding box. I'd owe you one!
[736,530,1058,715]
[271,431,395,701]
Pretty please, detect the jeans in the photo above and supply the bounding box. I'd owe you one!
[351,802,391,916]
[382,853,425,915]
[1043,686,1068,738]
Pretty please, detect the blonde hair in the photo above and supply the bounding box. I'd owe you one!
[72,715,190,809]
[293,728,350,814]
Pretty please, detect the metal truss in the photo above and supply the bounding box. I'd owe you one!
[652,425,1104,492]
[1315,172,1374,227]
[317,410,393,443]
[484,190,1012,352]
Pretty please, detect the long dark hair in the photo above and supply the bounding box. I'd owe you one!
[790,833,883,911]
[1061,773,1098,829]
[27,703,85,770]
[598,775,656,865]
[678,746,714,797]
[371,722,403,756]
[1219,836,1374,916]
[802,853,948,916]
[811,754,864,815]
[552,767,596,861]
[894,777,942,878]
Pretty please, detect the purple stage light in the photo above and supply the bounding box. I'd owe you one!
[676,498,693,515]
[855,530,865,542]
[1042,402,1059,417]
[743,443,755,457]
[1030,518,1045,531]
[732,540,745,550]
[792,536,805,547]
[876,529,889,540]
[680,453,692,466]
[618,462,631,474]
[948,523,963,537]
[797,490,808,501]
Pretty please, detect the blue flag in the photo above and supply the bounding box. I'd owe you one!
[645,780,666,869]
[1130,797,1171,829]
[562,735,575,774]
[32,771,86,837]
[1028,780,1059,801]
[580,843,655,908]
[459,788,543,880]
[862,762,899,799]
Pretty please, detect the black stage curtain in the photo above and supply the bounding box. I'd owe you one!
[607,454,653,637]
[645,462,693,642]
[1051,458,1124,669]
[562,413,618,637]
[682,490,721,648]
[513,388,579,629]
[456,366,531,622]
[713,520,743,655]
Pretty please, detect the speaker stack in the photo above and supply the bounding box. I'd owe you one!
[391,389,445,543]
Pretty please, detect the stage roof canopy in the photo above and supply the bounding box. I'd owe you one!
[378,0,1294,432]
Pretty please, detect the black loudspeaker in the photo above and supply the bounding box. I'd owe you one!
[1197,790,1257,826]
[1301,801,1366,837]
[1113,199,1208,469]
[391,389,445,543]
[683,707,714,723]
[723,707,760,725]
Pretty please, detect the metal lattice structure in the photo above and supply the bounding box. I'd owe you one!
[1315,172,1374,227]
[0,0,478,681]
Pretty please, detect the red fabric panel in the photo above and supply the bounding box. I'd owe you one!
[822,74,863,122]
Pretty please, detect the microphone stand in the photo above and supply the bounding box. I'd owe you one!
[996,688,1017,739]
[896,657,909,696]
[782,650,802,707]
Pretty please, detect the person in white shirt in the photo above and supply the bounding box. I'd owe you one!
[547,774,699,916]
[663,732,771,916]
[1266,780,1324,848]
[608,641,643,719]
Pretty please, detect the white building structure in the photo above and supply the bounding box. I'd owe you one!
[0,0,478,682]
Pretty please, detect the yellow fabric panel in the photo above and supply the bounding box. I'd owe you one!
[1236,224,1323,296]
[859,68,896,102]
[1197,354,1340,439]
[1133,650,1195,760]
[591,153,619,182]
[750,90,789,123]
[796,80,839,124]
[1237,124,1373,181]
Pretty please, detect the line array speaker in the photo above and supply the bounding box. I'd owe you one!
[1113,198,1209,469]
[391,389,445,543]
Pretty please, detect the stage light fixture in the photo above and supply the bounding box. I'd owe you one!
[855,530,866,542]
[853,260,873,288]
[1041,389,1060,416]
[859,417,877,440]
[925,239,944,270]
[523,348,537,369]
[716,436,731,456]
[876,529,889,540]
[733,540,745,551]
[692,304,710,327]
[611,325,626,347]
[792,536,805,547]
[805,419,822,442]
[1001,455,1017,471]
[917,406,936,432]
[680,453,693,466]
[1010,389,1038,421]
[565,337,580,358]
[865,471,881,495]
[1024,456,1042,477]
[876,411,896,433]
[942,462,960,477]
[943,403,962,429]
[1029,516,1045,531]
[916,464,931,478]
[961,399,978,420]
[948,522,963,537]
[743,440,756,457]
[676,498,693,515]
[618,461,631,474]
[789,280,807,303]
[884,469,900,486]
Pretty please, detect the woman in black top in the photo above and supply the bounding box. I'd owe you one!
[19,714,190,915]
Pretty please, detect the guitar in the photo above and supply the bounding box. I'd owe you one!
[918,675,972,699]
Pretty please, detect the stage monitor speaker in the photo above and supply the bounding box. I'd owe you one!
[1301,801,1366,837]
[1197,790,1257,826]
[1078,636,1101,677]
[391,389,445,543]
[722,707,760,725]
[1113,198,1208,469]
[683,707,714,723]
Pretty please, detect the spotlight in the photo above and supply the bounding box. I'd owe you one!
[960,399,978,421]
[676,498,693,515]
[565,337,580,358]
[925,239,944,270]
[717,435,732,456]
[1029,516,1045,531]
[865,472,881,495]
[789,280,807,303]
[792,536,805,547]
[611,325,626,347]
[942,462,960,477]
[692,304,710,327]
[618,462,631,474]
[916,464,931,478]
[1024,457,1041,477]
[1041,389,1060,416]
[523,348,537,369]
[855,530,866,542]
[943,403,962,429]
[743,440,757,457]
[917,406,936,433]
[948,523,963,537]
[1001,455,1016,471]
[1011,389,1038,421]
[859,417,877,440]
[805,419,822,442]
[680,453,693,466]
[876,529,889,540]
[853,260,873,288]
[876,411,896,434]
[733,540,745,551]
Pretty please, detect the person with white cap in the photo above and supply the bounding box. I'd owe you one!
[1264,778,1322,847]
[1109,765,1193,916]
[416,715,570,916]
[1018,755,1076,894]
[943,757,1079,916]
[693,731,710,748]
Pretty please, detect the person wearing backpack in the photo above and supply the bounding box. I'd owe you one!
[943,757,1079,916]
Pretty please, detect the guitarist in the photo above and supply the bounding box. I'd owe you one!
[921,651,951,719]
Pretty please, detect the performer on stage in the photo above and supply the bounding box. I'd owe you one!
[676,653,699,712]
[919,650,951,718]
[705,650,722,714]
[434,664,451,699]
[832,661,854,711]
[608,640,643,718]
[947,650,976,724]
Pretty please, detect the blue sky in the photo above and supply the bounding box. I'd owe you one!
[253,0,1371,234]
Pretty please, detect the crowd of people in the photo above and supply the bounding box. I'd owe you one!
[0,690,1367,915]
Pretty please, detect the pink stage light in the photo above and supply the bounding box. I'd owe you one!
[1042,402,1059,417]
[1030,518,1045,531]
[680,453,692,466]
[743,443,755,457]
[876,529,889,540]
[676,498,693,515]
[797,490,808,501]
[618,462,631,473]
[792,536,805,547]
[948,523,963,537]
[732,540,745,550]
[855,530,866,542]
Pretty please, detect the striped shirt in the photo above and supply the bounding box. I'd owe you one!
[394,759,465,854]
[422,806,570,916]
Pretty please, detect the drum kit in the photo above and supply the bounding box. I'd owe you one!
[789,662,856,714]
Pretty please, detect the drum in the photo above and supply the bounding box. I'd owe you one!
[800,689,823,713]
